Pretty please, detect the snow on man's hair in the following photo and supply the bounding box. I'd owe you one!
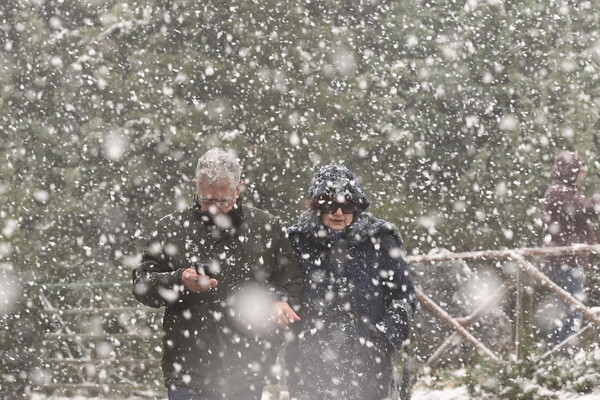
[195,148,241,189]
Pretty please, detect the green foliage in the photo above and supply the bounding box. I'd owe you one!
[1,0,600,395]
[466,357,546,400]
[2,0,600,273]
[463,349,600,399]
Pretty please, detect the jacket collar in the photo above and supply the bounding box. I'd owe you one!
[289,211,389,247]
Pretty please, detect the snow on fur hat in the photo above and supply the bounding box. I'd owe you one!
[308,164,371,210]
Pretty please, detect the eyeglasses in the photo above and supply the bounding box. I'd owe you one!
[319,201,357,214]
[197,197,233,208]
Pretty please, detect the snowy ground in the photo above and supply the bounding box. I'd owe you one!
[33,385,600,400]
[410,385,600,400]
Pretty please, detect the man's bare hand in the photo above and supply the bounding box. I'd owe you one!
[271,301,301,329]
[182,268,218,293]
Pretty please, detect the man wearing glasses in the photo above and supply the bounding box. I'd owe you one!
[133,148,302,400]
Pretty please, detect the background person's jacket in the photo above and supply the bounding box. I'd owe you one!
[543,151,600,268]
[133,199,302,396]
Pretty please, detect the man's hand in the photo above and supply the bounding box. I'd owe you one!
[271,301,301,330]
[182,268,218,293]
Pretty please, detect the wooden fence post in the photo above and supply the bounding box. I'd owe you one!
[515,268,532,359]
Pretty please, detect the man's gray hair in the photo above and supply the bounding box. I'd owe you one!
[195,148,242,189]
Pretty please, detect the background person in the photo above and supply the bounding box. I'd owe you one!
[133,148,302,400]
[284,164,417,400]
[542,151,600,349]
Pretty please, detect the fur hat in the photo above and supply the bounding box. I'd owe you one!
[308,164,370,210]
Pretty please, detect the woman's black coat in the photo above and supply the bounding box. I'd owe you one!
[285,211,417,400]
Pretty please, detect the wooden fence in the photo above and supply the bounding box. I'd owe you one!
[34,281,166,398]
[27,245,600,398]
[407,244,600,365]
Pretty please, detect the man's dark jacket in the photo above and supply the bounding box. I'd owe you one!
[133,200,302,396]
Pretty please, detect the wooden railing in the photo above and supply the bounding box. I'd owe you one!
[25,245,600,397]
[34,280,166,398]
[407,244,600,365]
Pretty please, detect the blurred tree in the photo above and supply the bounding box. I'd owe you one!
[1,0,599,395]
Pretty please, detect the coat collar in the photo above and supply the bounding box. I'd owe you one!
[289,211,394,248]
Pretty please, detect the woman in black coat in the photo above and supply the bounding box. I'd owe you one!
[284,164,417,400]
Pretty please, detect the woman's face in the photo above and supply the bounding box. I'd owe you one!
[319,201,355,230]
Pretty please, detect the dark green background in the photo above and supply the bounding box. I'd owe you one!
[1,0,599,395]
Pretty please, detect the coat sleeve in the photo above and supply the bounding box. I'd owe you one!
[132,218,187,308]
[266,218,303,309]
[375,231,418,350]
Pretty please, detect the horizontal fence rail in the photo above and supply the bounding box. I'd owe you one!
[32,280,166,398]
[406,244,600,264]
[17,244,600,397]
[407,244,600,365]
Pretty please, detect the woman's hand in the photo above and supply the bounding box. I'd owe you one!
[271,301,301,329]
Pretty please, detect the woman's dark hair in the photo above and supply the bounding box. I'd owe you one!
[308,198,322,215]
